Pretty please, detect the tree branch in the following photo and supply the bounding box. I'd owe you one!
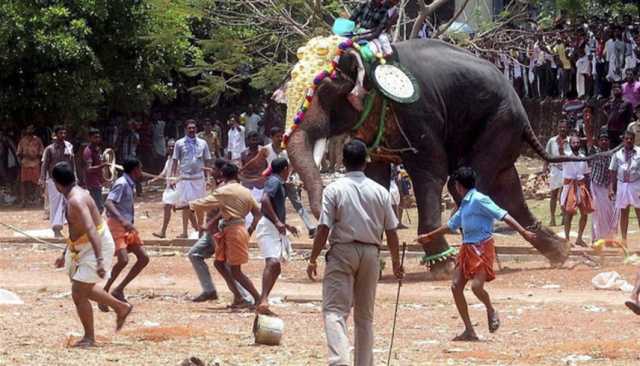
[409,0,451,39]
[433,0,472,38]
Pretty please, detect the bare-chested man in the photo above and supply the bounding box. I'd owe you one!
[51,161,132,347]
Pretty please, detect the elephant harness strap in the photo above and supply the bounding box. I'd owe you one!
[351,90,418,164]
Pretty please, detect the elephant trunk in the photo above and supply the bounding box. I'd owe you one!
[288,129,323,219]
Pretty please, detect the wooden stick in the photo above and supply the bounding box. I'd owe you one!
[0,222,66,250]
[387,242,407,365]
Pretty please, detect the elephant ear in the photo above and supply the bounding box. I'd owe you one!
[315,54,357,112]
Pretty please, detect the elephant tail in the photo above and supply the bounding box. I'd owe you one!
[522,123,590,162]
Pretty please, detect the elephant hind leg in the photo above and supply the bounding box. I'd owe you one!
[488,166,569,265]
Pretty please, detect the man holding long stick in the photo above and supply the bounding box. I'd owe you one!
[307,140,403,366]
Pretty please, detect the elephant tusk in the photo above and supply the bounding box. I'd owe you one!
[313,138,328,169]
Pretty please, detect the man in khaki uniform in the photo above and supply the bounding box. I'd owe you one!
[307,140,403,366]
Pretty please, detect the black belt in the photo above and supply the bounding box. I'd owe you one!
[333,240,379,247]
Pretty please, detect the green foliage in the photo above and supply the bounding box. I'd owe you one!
[179,0,358,108]
[0,0,194,125]
[250,64,291,91]
[0,0,368,121]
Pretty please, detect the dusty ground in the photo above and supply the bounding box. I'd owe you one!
[2,157,640,365]
[2,247,640,365]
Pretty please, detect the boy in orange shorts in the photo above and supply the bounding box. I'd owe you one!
[190,162,262,309]
[417,167,535,341]
[99,158,149,311]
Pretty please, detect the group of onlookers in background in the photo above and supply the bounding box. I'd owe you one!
[545,101,640,248]
[489,16,639,101]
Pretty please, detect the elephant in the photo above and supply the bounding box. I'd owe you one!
[286,39,581,273]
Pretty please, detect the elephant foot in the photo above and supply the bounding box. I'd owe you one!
[421,246,457,279]
[528,222,570,266]
[427,258,455,280]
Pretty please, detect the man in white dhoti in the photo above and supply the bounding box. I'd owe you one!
[575,53,593,98]
[255,158,298,316]
[51,162,132,347]
[609,130,640,243]
[589,132,619,243]
[39,125,75,238]
[560,136,594,247]
[544,120,570,227]
[171,120,212,238]
[605,29,624,82]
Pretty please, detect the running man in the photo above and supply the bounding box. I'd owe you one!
[100,158,150,309]
[190,162,262,309]
[255,158,298,315]
[51,162,132,347]
[417,167,535,341]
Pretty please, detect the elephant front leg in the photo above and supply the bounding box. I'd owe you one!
[406,166,456,277]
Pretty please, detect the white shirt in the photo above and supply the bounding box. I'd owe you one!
[562,152,589,180]
[264,143,288,165]
[513,62,523,78]
[227,126,246,160]
[319,171,398,246]
[159,158,177,188]
[610,146,640,183]
[499,53,510,78]
[172,136,211,177]
[605,39,616,61]
[625,54,638,72]
[545,135,570,170]
[576,57,591,75]
[245,113,261,133]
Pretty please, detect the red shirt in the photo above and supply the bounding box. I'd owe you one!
[83,145,104,189]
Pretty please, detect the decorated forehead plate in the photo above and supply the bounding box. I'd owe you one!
[372,62,420,104]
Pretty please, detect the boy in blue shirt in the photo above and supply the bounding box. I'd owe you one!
[417,167,535,341]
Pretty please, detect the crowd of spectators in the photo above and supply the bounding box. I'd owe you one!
[488,15,639,101]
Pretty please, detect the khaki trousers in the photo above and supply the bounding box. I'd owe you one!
[322,243,379,366]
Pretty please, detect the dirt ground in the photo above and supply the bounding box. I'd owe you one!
[2,157,640,365]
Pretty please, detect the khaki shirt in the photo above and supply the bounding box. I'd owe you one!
[319,171,398,246]
[190,182,259,226]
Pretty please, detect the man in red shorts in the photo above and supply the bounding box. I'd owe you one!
[99,158,149,310]
[418,167,536,341]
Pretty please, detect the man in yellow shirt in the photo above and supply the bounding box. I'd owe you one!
[554,34,572,99]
